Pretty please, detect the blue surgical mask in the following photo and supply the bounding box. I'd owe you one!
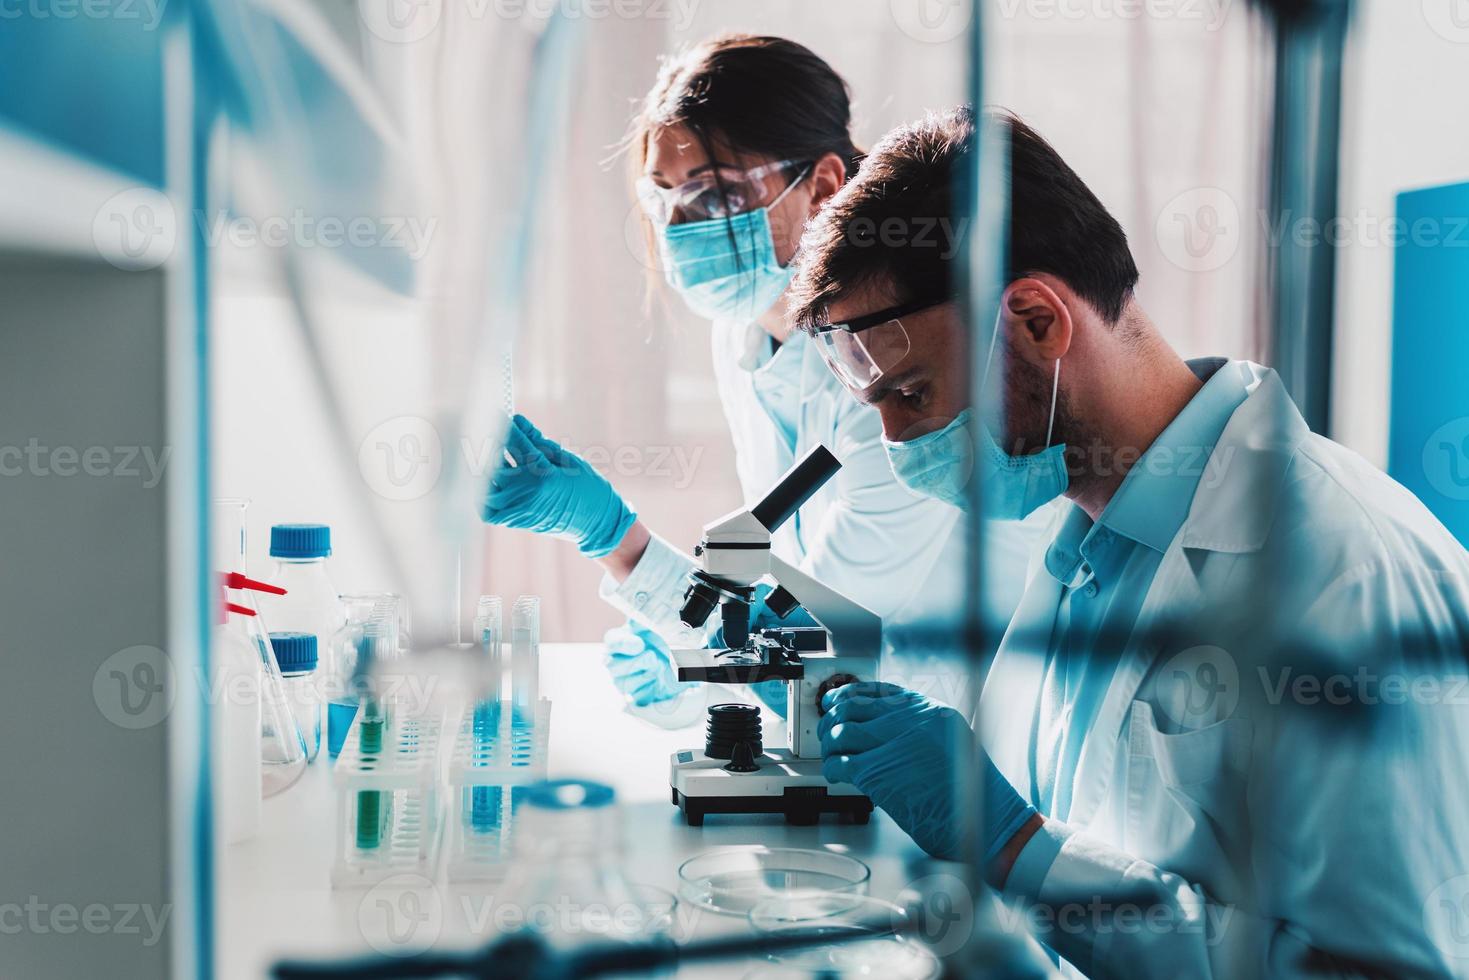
[656,173,805,323]
[884,313,1069,519]
[976,309,1069,519]
[883,409,977,510]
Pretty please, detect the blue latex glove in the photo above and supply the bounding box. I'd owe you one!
[603,620,682,707]
[819,682,1037,863]
[483,414,636,558]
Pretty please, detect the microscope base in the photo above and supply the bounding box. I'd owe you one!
[669,749,873,827]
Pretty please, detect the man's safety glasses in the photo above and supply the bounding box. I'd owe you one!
[813,298,942,392]
[635,159,809,227]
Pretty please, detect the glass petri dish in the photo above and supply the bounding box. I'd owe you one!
[677,846,870,915]
[746,894,941,980]
[621,882,680,939]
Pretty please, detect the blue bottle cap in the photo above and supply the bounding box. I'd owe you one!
[269,632,318,673]
[270,523,331,559]
[521,780,616,811]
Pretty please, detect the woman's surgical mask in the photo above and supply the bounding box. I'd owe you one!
[653,163,809,323]
[884,311,1069,519]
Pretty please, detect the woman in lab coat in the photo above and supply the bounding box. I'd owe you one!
[485,35,1032,718]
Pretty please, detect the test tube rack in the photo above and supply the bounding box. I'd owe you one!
[442,698,552,882]
[330,705,446,889]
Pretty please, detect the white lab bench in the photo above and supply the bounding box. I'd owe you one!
[218,643,940,979]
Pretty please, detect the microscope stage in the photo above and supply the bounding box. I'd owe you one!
[670,748,872,826]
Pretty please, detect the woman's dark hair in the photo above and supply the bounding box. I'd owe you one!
[630,34,863,184]
[626,36,863,306]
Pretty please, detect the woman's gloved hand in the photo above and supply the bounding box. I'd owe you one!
[603,620,682,706]
[483,414,636,558]
[818,682,1037,863]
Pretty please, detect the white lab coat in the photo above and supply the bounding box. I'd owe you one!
[981,361,1469,978]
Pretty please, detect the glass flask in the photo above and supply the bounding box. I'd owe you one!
[325,594,401,758]
[220,571,309,797]
[496,780,677,952]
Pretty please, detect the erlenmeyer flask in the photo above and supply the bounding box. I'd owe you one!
[246,615,309,796]
[223,571,309,796]
[215,597,262,843]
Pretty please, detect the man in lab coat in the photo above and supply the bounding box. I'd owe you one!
[788,105,1469,977]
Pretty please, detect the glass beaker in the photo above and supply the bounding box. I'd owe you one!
[325,594,401,758]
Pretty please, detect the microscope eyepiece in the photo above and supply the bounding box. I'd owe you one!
[749,445,841,533]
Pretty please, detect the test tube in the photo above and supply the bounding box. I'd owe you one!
[471,596,504,834]
[511,596,540,727]
[473,595,505,713]
[355,697,388,850]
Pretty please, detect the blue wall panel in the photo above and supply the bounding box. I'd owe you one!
[1389,180,1469,547]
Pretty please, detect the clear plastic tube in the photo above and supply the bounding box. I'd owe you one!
[471,595,505,833]
[511,596,540,727]
[473,595,505,708]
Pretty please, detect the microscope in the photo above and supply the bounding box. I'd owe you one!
[669,445,881,826]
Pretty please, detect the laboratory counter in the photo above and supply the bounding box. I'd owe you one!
[219,643,966,979]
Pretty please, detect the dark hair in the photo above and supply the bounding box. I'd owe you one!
[629,34,863,183]
[789,106,1140,330]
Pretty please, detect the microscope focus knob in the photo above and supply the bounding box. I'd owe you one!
[815,673,860,715]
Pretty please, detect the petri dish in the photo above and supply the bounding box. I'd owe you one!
[677,846,870,915]
[623,882,680,939]
[746,894,941,980]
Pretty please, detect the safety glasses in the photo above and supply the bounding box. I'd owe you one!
[813,298,941,392]
[635,159,810,227]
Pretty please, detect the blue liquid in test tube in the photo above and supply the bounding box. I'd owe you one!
[471,597,506,834]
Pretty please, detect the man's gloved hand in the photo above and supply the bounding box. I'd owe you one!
[603,620,682,707]
[483,414,636,558]
[819,682,1037,863]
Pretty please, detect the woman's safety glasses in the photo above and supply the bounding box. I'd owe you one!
[635,159,809,227]
[813,298,941,392]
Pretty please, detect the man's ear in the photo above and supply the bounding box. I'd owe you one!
[1001,277,1073,361]
[805,152,850,216]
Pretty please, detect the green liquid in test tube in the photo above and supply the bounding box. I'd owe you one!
[355,701,388,849]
